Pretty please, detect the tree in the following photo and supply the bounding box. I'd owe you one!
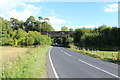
[73,29,84,46]
[41,22,55,31]
[27,37,35,46]
[33,21,41,32]
[25,16,36,31]
[69,28,73,31]
[14,29,27,46]
[38,16,43,32]
[44,18,49,22]
[66,36,74,44]
[1,16,53,46]
[10,18,20,30]
[26,16,35,22]
[38,16,43,21]
[61,26,69,31]
[19,20,25,30]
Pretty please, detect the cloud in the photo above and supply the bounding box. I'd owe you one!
[47,16,66,24]
[8,3,40,21]
[46,16,97,30]
[104,4,118,12]
[0,0,41,21]
[0,0,70,31]
[52,25,99,31]
[9,9,33,21]
[0,0,42,2]
[45,16,67,31]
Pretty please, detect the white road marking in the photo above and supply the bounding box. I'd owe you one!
[48,47,59,79]
[78,59,120,78]
[59,48,72,57]
[64,52,72,56]
[61,49,63,52]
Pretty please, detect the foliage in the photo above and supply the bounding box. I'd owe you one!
[41,22,55,31]
[65,36,74,47]
[70,48,120,64]
[72,29,84,46]
[69,28,74,31]
[2,46,51,78]
[71,25,119,50]
[66,36,74,44]
[0,16,53,46]
[61,26,69,31]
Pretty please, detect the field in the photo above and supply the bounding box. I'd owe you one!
[1,46,28,65]
[70,48,120,64]
[1,46,51,78]
[92,51,118,58]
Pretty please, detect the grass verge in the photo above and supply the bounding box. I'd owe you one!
[70,48,120,65]
[2,45,51,78]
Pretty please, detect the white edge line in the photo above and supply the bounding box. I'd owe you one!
[78,59,120,78]
[48,47,59,79]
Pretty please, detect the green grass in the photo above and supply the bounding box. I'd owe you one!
[70,48,120,64]
[2,45,51,78]
[1,46,29,65]
[98,51,118,58]
[70,48,101,58]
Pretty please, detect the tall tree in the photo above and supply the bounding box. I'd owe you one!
[69,28,73,31]
[38,16,43,32]
[25,16,36,31]
[10,18,20,30]
[61,26,69,31]
[44,18,49,22]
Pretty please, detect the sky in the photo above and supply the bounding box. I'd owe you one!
[0,0,118,31]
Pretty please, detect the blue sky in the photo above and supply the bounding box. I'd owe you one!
[0,1,118,30]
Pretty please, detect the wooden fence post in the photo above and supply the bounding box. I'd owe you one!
[118,52,120,61]
[112,53,114,58]
[103,52,104,58]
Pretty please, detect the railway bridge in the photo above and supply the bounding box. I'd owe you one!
[41,31,73,38]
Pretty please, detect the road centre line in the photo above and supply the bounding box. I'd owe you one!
[64,52,72,56]
[56,47,119,78]
[59,48,72,57]
[78,59,120,78]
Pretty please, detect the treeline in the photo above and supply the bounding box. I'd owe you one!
[70,25,119,51]
[0,16,54,46]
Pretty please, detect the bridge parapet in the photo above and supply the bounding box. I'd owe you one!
[41,31,73,38]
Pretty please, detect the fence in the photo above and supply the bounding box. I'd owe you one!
[71,46,119,61]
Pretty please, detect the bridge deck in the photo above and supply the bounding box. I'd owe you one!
[41,31,73,37]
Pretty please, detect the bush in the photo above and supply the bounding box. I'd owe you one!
[27,37,35,46]
[2,37,14,46]
[66,37,74,43]
[27,31,52,45]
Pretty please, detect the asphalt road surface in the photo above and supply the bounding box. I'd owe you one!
[46,46,119,79]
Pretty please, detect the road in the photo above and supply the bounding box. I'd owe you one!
[46,46,119,79]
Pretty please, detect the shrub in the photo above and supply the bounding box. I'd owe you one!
[2,37,14,46]
[27,37,35,46]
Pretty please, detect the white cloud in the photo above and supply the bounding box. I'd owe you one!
[45,16,67,31]
[0,0,41,21]
[52,25,98,31]
[9,9,33,21]
[8,3,40,21]
[46,17,98,30]
[0,0,69,31]
[0,0,41,2]
[104,4,118,12]
[47,16,66,24]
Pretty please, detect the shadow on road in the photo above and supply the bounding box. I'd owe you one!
[51,44,65,47]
